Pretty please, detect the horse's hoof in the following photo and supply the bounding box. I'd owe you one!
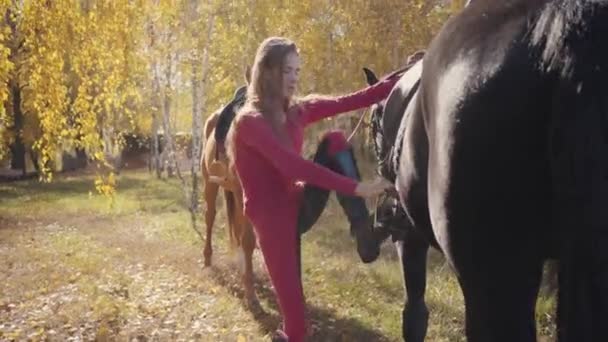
[403,302,430,342]
[203,248,213,267]
[245,294,259,306]
[246,296,262,313]
[354,225,381,263]
[201,267,214,278]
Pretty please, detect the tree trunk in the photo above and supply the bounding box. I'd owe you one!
[161,52,176,178]
[190,60,201,218]
[152,112,161,178]
[190,10,215,223]
[9,82,25,174]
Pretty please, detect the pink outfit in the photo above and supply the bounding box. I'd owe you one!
[233,75,399,341]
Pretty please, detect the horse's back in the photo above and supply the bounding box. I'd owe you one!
[204,111,219,142]
[421,0,556,264]
[412,1,608,340]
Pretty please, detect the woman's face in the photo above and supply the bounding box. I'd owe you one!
[282,52,300,99]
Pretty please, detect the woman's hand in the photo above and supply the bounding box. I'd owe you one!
[355,177,393,198]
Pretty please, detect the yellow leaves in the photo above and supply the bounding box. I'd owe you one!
[4,329,22,340]
[451,0,468,13]
[96,321,111,341]
[0,0,13,161]
[95,172,116,198]
[0,0,451,193]
[0,0,142,191]
[62,0,145,192]
[17,0,74,178]
[93,294,121,321]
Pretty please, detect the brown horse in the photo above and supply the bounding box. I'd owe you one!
[200,82,257,306]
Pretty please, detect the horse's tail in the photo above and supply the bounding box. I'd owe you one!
[538,3,608,340]
[224,190,247,273]
[541,1,608,196]
[224,190,240,251]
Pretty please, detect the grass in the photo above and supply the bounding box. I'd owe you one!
[0,169,557,341]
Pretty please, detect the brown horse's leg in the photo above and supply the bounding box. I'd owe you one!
[242,222,258,306]
[203,179,219,267]
[232,188,258,306]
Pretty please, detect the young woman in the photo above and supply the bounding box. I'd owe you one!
[227,37,403,341]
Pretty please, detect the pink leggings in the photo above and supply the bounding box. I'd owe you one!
[256,213,307,341]
[252,131,352,341]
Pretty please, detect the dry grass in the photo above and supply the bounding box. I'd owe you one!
[0,170,556,341]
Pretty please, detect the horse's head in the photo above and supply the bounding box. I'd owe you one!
[361,52,425,242]
[353,67,399,251]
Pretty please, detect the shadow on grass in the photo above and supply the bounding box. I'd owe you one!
[208,263,393,341]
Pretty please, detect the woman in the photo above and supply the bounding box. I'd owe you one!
[227,37,402,341]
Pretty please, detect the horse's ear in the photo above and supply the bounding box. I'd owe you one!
[244,65,251,85]
[363,67,379,86]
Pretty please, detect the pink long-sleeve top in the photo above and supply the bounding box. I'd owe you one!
[233,75,399,225]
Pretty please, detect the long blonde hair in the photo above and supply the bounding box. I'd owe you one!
[227,37,299,165]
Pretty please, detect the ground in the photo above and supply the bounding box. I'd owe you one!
[0,170,556,341]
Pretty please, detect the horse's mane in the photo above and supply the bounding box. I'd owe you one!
[369,103,385,166]
[370,53,425,181]
[531,0,608,80]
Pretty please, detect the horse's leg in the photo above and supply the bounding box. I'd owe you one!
[395,230,429,342]
[458,258,543,342]
[203,178,219,267]
[241,222,258,307]
[233,187,258,306]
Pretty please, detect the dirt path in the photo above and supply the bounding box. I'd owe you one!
[0,210,394,342]
[0,212,281,341]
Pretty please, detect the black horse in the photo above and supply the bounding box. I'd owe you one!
[371,1,608,341]
[363,57,437,342]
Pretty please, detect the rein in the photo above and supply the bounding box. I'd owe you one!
[347,107,370,143]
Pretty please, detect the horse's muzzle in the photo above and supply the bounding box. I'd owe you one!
[352,219,382,263]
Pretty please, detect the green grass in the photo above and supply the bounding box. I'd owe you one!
[0,169,557,341]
